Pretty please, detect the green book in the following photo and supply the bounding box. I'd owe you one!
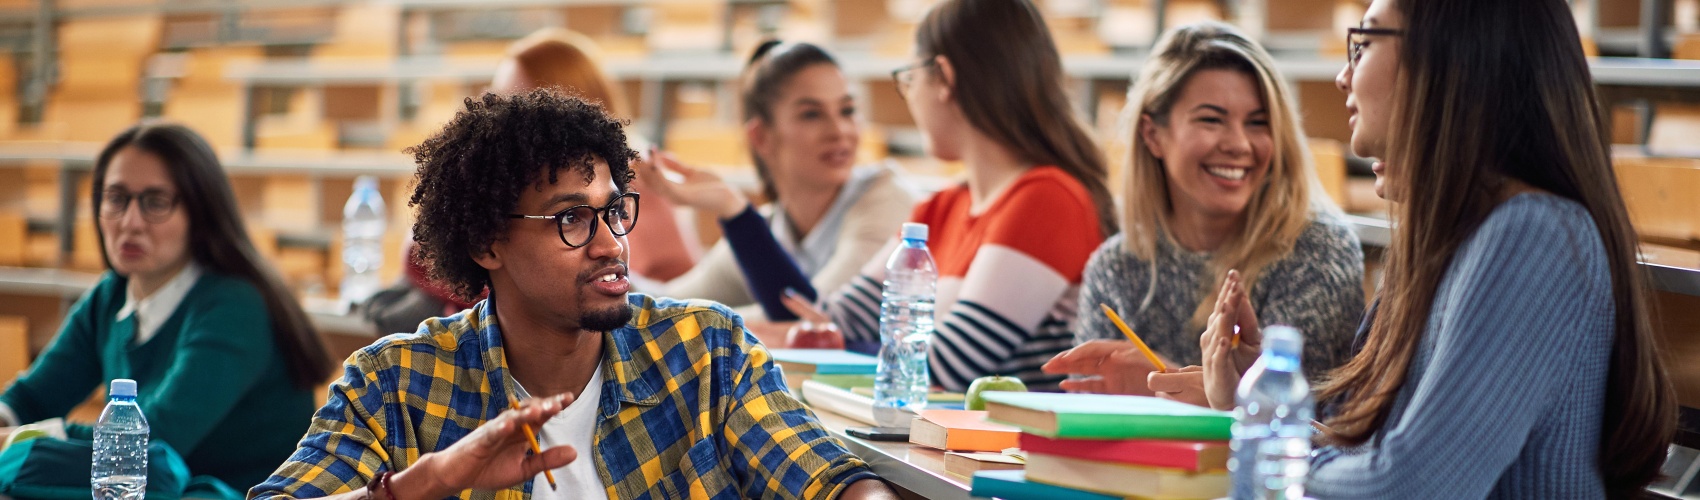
[970,470,1120,500]
[982,392,1233,441]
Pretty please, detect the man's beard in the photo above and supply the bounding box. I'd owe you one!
[575,258,632,332]
[580,303,633,332]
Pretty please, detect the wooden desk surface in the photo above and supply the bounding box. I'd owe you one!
[810,406,980,500]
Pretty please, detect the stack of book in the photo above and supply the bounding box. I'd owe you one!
[906,409,1024,478]
[769,349,878,393]
[971,392,1233,500]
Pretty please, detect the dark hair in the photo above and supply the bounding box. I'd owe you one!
[1314,0,1674,496]
[739,40,840,203]
[915,0,1118,237]
[93,122,332,389]
[408,89,637,301]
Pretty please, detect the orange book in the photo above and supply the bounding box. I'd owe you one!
[909,409,1021,452]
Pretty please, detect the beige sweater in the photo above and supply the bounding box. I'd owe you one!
[663,164,917,320]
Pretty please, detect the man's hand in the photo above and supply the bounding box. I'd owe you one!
[1042,340,1171,396]
[392,393,579,499]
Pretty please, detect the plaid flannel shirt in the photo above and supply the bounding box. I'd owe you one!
[250,294,875,499]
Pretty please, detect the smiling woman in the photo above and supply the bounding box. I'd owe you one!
[1048,22,1364,403]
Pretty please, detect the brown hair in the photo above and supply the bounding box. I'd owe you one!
[739,40,840,203]
[94,122,333,389]
[1121,22,1331,328]
[915,0,1117,237]
[505,28,627,118]
[1314,0,1674,496]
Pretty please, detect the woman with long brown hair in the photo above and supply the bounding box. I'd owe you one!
[633,41,916,323]
[771,0,1116,391]
[1194,0,1674,496]
[0,122,331,489]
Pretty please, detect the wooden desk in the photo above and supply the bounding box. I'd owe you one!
[811,408,979,500]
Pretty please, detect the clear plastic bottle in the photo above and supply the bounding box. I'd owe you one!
[873,223,937,427]
[1230,325,1315,500]
[92,379,148,500]
[341,175,387,305]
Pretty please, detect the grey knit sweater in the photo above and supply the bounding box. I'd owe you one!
[1309,193,1615,498]
[1074,210,1365,379]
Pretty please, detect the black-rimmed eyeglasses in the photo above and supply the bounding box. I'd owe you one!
[99,188,179,223]
[507,192,640,248]
[890,59,936,100]
[1346,27,1404,69]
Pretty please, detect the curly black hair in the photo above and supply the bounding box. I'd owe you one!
[407,88,637,301]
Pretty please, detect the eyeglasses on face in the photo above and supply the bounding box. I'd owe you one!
[506,192,641,248]
[890,59,937,100]
[1346,27,1404,69]
[100,188,179,223]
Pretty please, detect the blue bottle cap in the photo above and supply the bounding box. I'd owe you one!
[109,379,137,398]
[1264,326,1304,359]
[901,223,928,241]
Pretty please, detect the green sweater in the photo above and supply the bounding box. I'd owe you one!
[0,270,315,490]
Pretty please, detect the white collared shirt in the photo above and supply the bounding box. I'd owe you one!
[116,261,204,346]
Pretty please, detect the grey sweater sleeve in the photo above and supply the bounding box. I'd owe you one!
[1307,196,1614,498]
[1256,213,1365,378]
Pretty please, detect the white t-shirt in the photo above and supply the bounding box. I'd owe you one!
[519,368,609,500]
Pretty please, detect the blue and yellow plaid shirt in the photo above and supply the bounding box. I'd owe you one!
[250,294,875,499]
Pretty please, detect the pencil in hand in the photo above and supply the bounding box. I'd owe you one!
[1098,303,1168,373]
[507,395,558,490]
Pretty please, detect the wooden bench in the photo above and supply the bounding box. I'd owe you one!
[1615,154,1700,249]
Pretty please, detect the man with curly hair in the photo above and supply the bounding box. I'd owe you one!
[252,89,896,500]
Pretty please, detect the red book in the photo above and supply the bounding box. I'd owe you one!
[1018,433,1229,472]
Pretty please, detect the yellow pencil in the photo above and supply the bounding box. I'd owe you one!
[507,396,558,490]
[1099,303,1168,373]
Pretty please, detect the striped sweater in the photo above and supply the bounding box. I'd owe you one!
[823,166,1105,391]
[1309,193,1616,498]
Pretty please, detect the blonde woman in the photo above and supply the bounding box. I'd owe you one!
[1044,22,1362,401]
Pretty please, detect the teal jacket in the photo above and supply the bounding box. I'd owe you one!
[0,270,316,490]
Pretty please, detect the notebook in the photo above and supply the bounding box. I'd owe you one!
[908,409,1021,452]
[983,392,1233,440]
[1019,434,1228,472]
[969,470,1120,500]
[1024,452,1228,499]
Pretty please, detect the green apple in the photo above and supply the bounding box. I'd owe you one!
[2,428,48,450]
[965,375,1028,411]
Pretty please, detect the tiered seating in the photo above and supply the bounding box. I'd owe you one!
[43,16,160,143]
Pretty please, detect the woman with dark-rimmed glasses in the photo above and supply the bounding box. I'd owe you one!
[1192,0,1675,497]
[0,122,332,490]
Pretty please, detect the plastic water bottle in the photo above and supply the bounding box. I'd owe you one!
[873,223,937,427]
[341,175,387,305]
[92,379,148,500]
[1230,326,1315,500]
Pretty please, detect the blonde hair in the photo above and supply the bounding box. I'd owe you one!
[1120,21,1335,329]
[505,28,627,118]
